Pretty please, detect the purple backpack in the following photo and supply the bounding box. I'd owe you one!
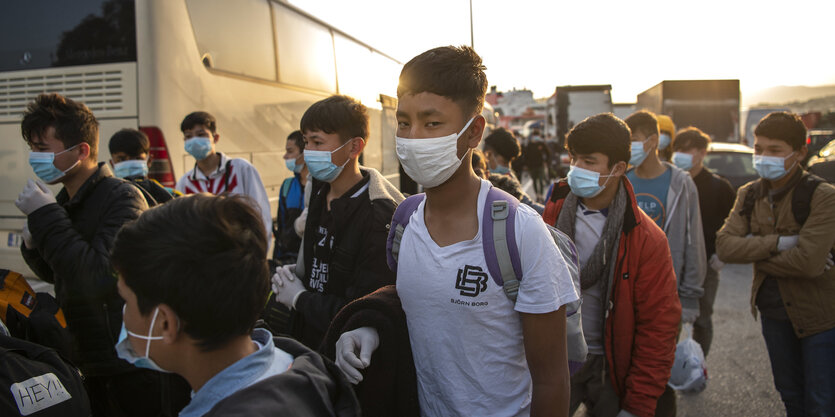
[385,186,587,374]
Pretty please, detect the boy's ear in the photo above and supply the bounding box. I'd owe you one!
[157,304,181,344]
[213,133,220,144]
[466,115,486,149]
[349,137,366,159]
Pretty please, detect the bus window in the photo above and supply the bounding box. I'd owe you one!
[186,0,276,81]
[273,4,337,93]
[0,0,136,72]
[334,34,375,106]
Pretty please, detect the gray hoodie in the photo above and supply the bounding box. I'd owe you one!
[630,163,706,312]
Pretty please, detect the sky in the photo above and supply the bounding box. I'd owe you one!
[289,0,835,103]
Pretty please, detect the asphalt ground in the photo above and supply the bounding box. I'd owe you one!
[574,263,784,417]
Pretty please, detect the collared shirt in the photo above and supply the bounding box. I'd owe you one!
[179,329,293,417]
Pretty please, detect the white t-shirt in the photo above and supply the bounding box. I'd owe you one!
[574,203,607,355]
[396,180,579,417]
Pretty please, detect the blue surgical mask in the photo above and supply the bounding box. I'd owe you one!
[567,165,614,198]
[285,158,296,173]
[753,152,796,181]
[184,136,213,161]
[304,139,353,182]
[658,133,672,150]
[28,144,81,183]
[113,160,149,179]
[629,139,651,166]
[490,164,510,175]
[115,306,173,373]
[672,152,694,171]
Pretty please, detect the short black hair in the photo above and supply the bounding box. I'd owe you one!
[566,113,631,168]
[300,95,369,142]
[109,128,150,157]
[673,127,710,151]
[624,110,659,139]
[397,45,488,117]
[180,111,217,134]
[111,194,269,352]
[754,111,807,150]
[287,130,305,151]
[484,128,521,162]
[21,93,99,159]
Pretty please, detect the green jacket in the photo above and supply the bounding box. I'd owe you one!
[716,170,835,337]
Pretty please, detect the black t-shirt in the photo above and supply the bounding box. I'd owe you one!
[693,168,736,257]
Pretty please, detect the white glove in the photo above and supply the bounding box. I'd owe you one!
[616,409,638,417]
[826,252,834,272]
[21,222,35,249]
[15,180,57,215]
[709,253,725,271]
[777,235,799,252]
[335,326,379,385]
[271,264,306,309]
[681,308,699,324]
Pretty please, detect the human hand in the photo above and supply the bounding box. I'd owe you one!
[21,222,35,249]
[709,253,725,271]
[616,409,638,417]
[335,327,379,384]
[826,252,834,272]
[15,180,57,215]
[272,264,306,309]
[681,308,699,324]
[777,235,799,252]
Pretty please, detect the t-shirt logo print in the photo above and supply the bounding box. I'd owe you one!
[455,265,488,297]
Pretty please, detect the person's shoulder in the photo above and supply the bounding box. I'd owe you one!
[230,157,258,171]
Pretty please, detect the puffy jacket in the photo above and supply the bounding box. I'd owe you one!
[273,174,305,263]
[543,178,681,417]
[716,171,835,337]
[294,167,404,348]
[21,163,147,376]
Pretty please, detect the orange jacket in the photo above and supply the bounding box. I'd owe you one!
[543,178,681,417]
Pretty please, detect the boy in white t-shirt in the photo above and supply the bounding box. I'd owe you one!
[334,46,578,417]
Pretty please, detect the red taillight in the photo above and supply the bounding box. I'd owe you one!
[807,136,812,145]
[140,126,176,187]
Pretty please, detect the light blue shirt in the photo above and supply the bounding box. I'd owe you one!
[179,328,294,417]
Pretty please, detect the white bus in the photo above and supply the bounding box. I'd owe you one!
[0,0,403,277]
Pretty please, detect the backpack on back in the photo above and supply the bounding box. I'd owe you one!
[739,173,825,227]
[0,334,90,417]
[0,270,72,359]
[386,186,587,374]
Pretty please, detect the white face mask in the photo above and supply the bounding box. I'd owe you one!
[395,117,475,188]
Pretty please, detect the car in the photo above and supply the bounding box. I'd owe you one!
[805,130,835,165]
[703,142,759,189]
[807,138,835,182]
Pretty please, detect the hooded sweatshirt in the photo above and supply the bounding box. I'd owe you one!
[627,162,706,311]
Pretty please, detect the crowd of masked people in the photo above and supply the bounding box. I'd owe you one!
[2,45,833,417]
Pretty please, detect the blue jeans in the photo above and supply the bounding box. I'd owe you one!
[761,317,835,417]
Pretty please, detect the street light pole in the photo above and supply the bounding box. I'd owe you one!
[469,0,474,49]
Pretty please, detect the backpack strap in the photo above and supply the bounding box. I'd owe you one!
[739,181,760,225]
[483,187,523,302]
[791,173,825,226]
[386,194,426,272]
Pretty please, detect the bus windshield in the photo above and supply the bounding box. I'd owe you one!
[0,0,136,72]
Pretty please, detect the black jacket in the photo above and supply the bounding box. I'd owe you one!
[204,337,360,417]
[294,168,402,349]
[321,285,419,417]
[21,163,147,376]
[693,167,736,257]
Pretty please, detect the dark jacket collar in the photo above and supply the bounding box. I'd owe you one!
[57,162,114,209]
